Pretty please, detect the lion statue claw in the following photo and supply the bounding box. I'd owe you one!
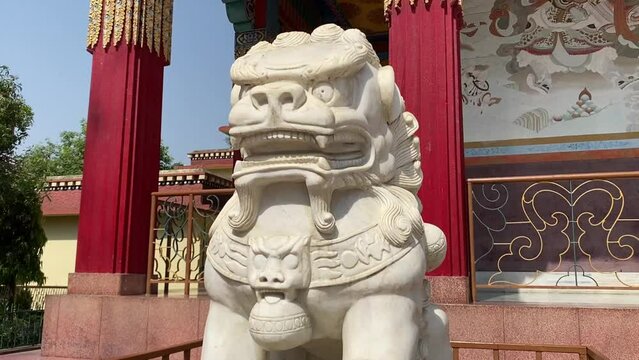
[203,24,452,360]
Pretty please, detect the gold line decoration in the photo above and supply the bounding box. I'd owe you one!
[86,0,173,63]
[470,175,639,290]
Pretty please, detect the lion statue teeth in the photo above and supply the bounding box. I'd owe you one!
[203,24,452,360]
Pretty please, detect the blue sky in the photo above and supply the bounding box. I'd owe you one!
[1,1,235,163]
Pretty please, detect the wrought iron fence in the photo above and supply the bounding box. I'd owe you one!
[0,309,43,350]
[146,188,235,296]
[19,286,67,310]
[0,286,66,350]
[467,171,639,301]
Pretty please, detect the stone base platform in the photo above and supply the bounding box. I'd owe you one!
[41,295,208,359]
[445,303,639,360]
[38,276,638,359]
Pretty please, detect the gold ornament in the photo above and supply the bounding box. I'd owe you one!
[384,0,463,22]
[113,0,126,45]
[102,0,116,47]
[153,0,163,55]
[145,0,154,51]
[133,0,140,46]
[162,0,173,61]
[86,0,173,63]
[87,0,102,48]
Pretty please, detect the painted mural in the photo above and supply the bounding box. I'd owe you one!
[461,0,639,148]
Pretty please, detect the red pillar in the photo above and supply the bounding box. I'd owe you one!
[70,0,173,295]
[388,1,468,278]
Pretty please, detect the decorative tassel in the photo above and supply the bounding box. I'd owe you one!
[132,0,141,46]
[153,0,163,55]
[85,0,173,62]
[87,0,103,48]
[144,0,154,51]
[385,0,463,22]
[162,0,173,61]
[102,0,116,47]
[113,0,126,45]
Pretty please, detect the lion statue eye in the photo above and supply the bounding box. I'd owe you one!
[312,82,334,103]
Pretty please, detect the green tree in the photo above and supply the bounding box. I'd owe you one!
[160,142,178,170]
[0,66,47,304]
[24,120,177,177]
[23,120,86,177]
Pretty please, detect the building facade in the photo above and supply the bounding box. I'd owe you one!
[37,1,639,359]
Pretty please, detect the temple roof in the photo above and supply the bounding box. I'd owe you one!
[42,168,234,216]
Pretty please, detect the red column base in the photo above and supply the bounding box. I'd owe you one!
[67,273,146,296]
[427,275,469,304]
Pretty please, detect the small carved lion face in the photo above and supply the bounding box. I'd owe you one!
[227,25,402,183]
[248,236,310,303]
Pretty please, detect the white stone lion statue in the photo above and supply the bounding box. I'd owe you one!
[203,24,452,360]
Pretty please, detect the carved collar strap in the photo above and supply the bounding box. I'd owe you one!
[207,225,419,288]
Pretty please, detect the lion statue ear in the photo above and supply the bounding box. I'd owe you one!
[377,66,405,123]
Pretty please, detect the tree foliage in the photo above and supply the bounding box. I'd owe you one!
[23,120,86,177]
[159,142,176,171]
[0,66,46,303]
[24,120,177,177]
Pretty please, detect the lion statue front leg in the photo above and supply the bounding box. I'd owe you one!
[202,262,265,360]
[342,295,421,360]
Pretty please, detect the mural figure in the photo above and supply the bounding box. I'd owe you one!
[490,0,639,94]
[462,65,502,113]
[203,24,452,360]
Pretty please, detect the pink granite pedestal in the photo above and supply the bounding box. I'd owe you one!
[427,276,470,304]
[67,273,146,296]
[41,295,208,359]
[445,303,639,360]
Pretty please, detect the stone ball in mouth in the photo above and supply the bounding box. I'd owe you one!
[248,291,312,351]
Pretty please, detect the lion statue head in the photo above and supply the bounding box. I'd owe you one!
[226,24,434,254]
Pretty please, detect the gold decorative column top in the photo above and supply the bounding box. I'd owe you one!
[384,0,463,22]
[87,0,173,63]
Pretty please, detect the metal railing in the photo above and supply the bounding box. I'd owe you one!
[109,339,609,360]
[467,171,639,301]
[0,310,43,351]
[451,342,608,360]
[19,286,67,310]
[110,340,202,360]
[146,188,235,296]
[0,286,66,350]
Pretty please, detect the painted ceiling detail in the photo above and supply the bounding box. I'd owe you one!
[337,0,386,34]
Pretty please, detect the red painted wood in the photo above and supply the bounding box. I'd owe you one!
[75,42,165,274]
[389,3,468,276]
[254,0,267,28]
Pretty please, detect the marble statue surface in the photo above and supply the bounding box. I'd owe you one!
[203,23,452,360]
